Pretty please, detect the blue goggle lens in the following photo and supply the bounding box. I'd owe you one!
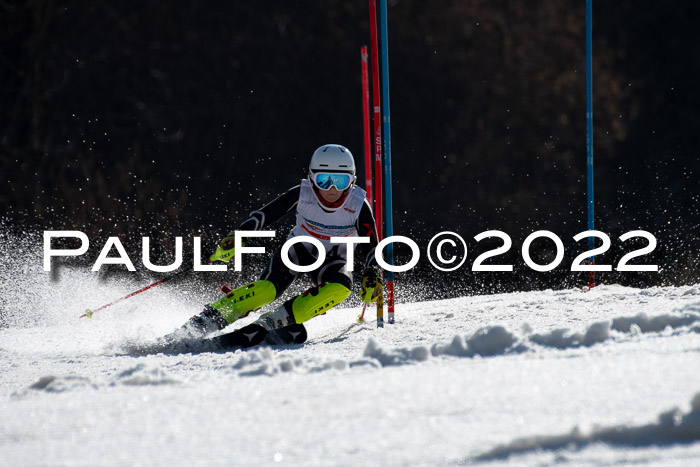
[313,173,352,190]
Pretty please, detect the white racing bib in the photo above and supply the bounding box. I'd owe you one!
[290,179,366,251]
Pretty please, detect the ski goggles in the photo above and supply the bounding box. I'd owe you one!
[311,172,354,191]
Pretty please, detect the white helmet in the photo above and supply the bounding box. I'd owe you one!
[307,144,356,211]
[308,144,356,177]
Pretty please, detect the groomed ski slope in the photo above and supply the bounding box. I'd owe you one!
[1,260,700,465]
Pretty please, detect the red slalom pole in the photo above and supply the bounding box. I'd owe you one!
[80,267,193,318]
[358,47,372,324]
[361,46,373,206]
[369,0,383,241]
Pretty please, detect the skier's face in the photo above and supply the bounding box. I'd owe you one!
[319,186,343,203]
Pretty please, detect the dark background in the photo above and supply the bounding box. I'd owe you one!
[2,1,699,298]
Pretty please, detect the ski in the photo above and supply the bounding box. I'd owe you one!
[209,323,308,350]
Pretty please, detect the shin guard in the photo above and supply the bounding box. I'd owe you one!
[289,282,351,324]
[209,280,276,324]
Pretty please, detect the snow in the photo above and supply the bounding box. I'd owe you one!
[478,393,700,461]
[2,241,700,465]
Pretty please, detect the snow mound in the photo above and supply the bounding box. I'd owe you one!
[476,391,700,460]
[26,375,96,393]
[116,363,181,386]
[226,347,309,376]
[356,304,700,367]
[364,337,431,365]
[19,364,180,395]
[529,320,610,348]
[430,325,520,358]
[226,346,383,376]
[612,310,700,333]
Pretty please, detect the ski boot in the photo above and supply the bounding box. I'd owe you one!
[161,280,277,343]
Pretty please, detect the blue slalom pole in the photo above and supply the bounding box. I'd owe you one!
[586,0,595,288]
[379,0,396,322]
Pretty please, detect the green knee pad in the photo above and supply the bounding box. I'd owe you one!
[290,283,351,324]
[209,280,276,324]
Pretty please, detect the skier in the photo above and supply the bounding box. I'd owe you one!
[165,144,383,349]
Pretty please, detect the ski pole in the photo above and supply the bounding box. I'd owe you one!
[357,303,368,322]
[357,285,384,327]
[80,267,194,318]
[376,287,384,328]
